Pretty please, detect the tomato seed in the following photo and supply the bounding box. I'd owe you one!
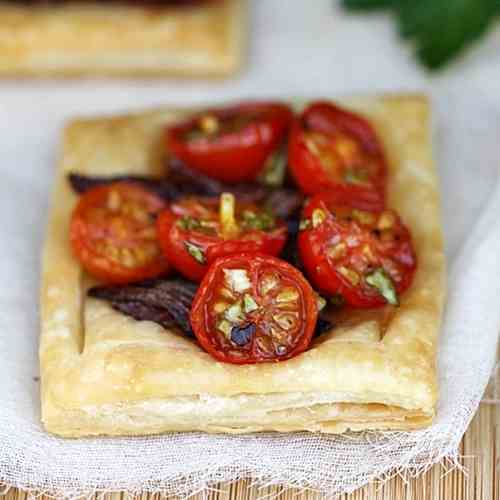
[276,287,299,303]
[327,242,347,260]
[199,114,219,135]
[213,302,229,314]
[337,266,360,285]
[377,211,396,230]
[352,209,376,225]
[121,248,136,268]
[260,273,279,295]
[273,312,298,330]
[335,136,359,160]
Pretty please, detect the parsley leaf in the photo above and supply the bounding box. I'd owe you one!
[341,0,500,69]
[397,0,498,69]
[342,0,395,9]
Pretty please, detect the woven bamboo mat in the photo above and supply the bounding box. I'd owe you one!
[2,401,498,500]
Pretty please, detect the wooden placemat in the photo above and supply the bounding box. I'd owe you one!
[2,402,498,500]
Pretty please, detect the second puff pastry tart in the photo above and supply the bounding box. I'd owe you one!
[0,0,246,77]
[40,95,446,437]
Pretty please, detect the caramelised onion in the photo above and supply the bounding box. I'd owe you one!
[68,159,303,220]
[68,173,177,201]
[88,278,197,336]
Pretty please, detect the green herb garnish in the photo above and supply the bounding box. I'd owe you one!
[344,168,369,185]
[178,216,215,234]
[184,241,206,264]
[342,0,500,69]
[365,268,399,306]
[316,295,327,311]
[330,294,345,308]
[258,148,287,187]
[243,294,259,313]
[241,210,276,231]
[299,218,312,231]
[184,129,207,142]
[177,216,201,231]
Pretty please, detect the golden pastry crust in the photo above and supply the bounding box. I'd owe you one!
[40,95,446,437]
[0,0,246,77]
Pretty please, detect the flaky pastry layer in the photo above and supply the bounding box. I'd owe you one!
[40,95,446,437]
[0,0,245,77]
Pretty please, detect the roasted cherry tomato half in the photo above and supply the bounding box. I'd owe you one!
[190,253,318,364]
[157,193,288,282]
[70,182,170,284]
[298,193,416,308]
[166,102,293,183]
[288,101,387,210]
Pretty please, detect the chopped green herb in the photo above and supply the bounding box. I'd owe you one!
[344,168,369,185]
[177,215,201,231]
[365,268,399,306]
[225,302,245,323]
[243,294,259,313]
[316,295,327,311]
[184,241,206,264]
[178,216,215,235]
[184,129,207,142]
[258,148,287,187]
[299,218,312,231]
[241,210,276,231]
[330,294,345,307]
[217,319,232,337]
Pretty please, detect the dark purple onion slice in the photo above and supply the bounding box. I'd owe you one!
[88,278,197,337]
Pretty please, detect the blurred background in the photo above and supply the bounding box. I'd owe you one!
[1,1,499,109]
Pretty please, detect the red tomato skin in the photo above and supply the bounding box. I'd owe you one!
[190,253,318,364]
[298,194,416,308]
[205,231,287,263]
[166,102,293,183]
[156,210,288,282]
[288,102,387,211]
[303,101,384,154]
[70,183,170,285]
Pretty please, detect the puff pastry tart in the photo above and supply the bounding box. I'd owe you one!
[40,95,446,437]
[0,0,245,77]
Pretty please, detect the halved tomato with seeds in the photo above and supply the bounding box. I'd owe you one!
[70,182,169,284]
[166,102,293,183]
[190,253,318,364]
[298,193,416,308]
[157,193,287,282]
[288,101,387,210]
